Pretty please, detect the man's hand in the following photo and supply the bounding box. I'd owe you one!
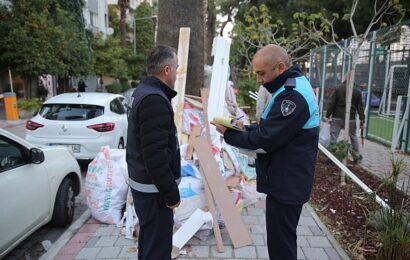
[166,200,180,209]
[210,121,228,134]
[325,117,331,123]
[360,120,365,129]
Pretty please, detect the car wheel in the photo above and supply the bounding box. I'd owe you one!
[118,138,124,149]
[51,178,75,227]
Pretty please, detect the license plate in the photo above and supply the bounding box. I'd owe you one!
[50,144,81,153]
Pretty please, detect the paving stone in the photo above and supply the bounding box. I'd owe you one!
[306,236,332,247]
[94,236,118,247]
[186,245,210,258]
[84,237,99,248]
[93,226,116,236]
[242,215,259,224]
[298,217,317,226]
[257,215,266,224]
[297,247,306,259]
[324,247,342,260]
[301,208,311,217]
[256,246,269,259]
[110,227,122,236]
[247,208,265,216]
[309,225,325,236]
[221,232,234,245]
[234,246,257,258]
[75,247,101,259]
[210,245,233,258]
[115,236,136,246]
[198,235,216,246]
[118,246,138,258]
[250,224,267,234]
[297,226,313,235]
[297,236,309,247]
[250,234,265,245]
[302,247,329,260]
[96,246,121,258]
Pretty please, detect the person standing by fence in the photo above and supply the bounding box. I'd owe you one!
[325,71,365,162]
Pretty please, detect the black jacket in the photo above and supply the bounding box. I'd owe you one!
[224,66,319,205]
[326,83,365,121]
[126,76,181,206]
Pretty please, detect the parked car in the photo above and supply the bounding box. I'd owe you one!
[0,129,82,258]
[25,93,128,161]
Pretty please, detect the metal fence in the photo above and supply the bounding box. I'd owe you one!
[309,21,410,153]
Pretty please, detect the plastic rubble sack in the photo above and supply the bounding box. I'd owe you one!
[174,193,206,224]
[231,147,256,180]
[241,180,265,207]
[117,189,139,240]
[319,122,331,148]
[178,176,203,199]
[181,159,201,178]
[85,146,128,224]
[182,101,205,135]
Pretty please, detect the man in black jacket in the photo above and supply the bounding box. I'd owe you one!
[213,44,319,260]
[325,72,365,162]
[126,45,180,260]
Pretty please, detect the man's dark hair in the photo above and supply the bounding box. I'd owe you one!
[146,45,177,75]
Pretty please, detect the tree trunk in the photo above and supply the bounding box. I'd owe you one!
[118,0,129,47]
[205,0,216,65]
[157,0,204,96]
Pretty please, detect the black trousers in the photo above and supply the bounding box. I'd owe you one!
[266,196,303,260]
[131,190,173,260]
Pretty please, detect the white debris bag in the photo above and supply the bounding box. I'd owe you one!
[319,122,331,148]
[85,146,128,224]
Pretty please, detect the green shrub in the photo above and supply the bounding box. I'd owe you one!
[105,82,122,93]
[121,81,131,92]
[18,99,42,111]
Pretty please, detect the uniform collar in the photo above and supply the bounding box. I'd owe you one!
[263,65,303,94]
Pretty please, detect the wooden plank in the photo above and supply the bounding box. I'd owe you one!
[207,37,231,122]
[192,137,252,248]
[172,28,191,141]
[184,124,201,160]
[199,166,224,252]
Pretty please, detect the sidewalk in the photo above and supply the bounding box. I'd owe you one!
[2,117,408,259]
[45,200,349,260]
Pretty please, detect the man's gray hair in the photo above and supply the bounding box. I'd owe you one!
[146,45,177,75]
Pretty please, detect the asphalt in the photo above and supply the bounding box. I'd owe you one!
[2,118,409,260]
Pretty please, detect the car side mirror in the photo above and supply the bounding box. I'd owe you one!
[30,148,45,164]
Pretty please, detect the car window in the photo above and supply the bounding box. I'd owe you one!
[110,98,126,115]
[39,104,104,121]
[0,136,27,172]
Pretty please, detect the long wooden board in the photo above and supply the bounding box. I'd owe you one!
[192,137,252,248]
[172,28,191,141]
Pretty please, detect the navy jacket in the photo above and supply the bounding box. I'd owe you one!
[224,66,319,205]
[126,76,181,206]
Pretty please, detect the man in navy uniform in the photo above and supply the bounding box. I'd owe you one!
[213,44,319,260]
[126,45,180,260]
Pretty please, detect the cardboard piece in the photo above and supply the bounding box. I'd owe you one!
[172,28,191,141]
[199,166,224,252]
[184,124,201,160]
[192,137,252,248]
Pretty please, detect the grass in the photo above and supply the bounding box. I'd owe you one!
[367,113,410,150]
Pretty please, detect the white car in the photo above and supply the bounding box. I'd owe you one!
[0,129,82,258]
[25,93,128,161]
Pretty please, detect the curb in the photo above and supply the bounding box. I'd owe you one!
[39,209,91,260]
[306,203,351,260]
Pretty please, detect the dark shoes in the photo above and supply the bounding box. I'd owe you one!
[353,155,363,164]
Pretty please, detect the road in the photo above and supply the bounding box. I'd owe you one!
[4,124,89,260]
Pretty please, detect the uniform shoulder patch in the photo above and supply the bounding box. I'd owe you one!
[281,100,296,116]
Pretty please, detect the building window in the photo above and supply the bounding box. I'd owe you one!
[90,11,98,27]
